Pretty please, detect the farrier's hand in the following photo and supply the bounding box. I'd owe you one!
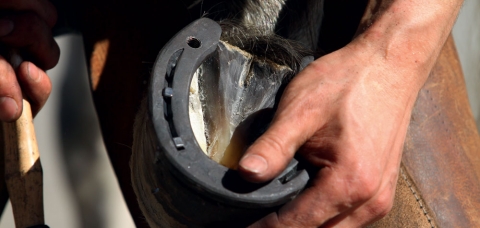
[239,42,418,227]
[0,0,59,121]
[239,0,462,225]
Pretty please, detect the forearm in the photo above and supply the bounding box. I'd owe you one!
[351,0,463,92]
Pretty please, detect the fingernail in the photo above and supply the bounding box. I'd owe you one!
[240,155,268,174]
[0,97,18,121]
[0,19,14,37]
[27,63,40,82]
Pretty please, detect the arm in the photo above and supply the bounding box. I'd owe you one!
[239,0,463,227]
[354,0,463,95]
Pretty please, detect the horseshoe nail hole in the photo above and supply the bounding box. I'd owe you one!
[187,37,201,48]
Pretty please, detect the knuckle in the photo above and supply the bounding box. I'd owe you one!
[347,173,380,203]
[259,134,286,155]
[367,193,394,218]
[360,179,379,199]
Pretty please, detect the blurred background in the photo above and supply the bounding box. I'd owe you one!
[452,0,480,128]
[0,34,136,228]
[0,1,478,227]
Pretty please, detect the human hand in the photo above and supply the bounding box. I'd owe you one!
[238,41,425,227]
[0,0,59,121]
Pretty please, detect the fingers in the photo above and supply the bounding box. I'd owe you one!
[0,0,57,27]
[238,119,307,182]
[0,1,58,121]
[0,55,22,121]
[251,193,394,228]
[0,60,51,121]
[248,174,342,227]
[17,62,51,116]
[0,12,60,69]
[322,188,395,227]
[238,72,325,182]
[250,164,397,228]
[248,171,368,227]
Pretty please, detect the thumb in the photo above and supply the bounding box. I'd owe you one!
[238,104,315,183]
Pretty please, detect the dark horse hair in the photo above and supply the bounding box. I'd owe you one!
[208,0,326,76]
[218,20,313,74]
[189,0,325,51]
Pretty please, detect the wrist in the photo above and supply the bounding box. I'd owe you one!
[348,0,463,92]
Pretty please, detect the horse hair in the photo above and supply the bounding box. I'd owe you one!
[219,20,312,74]
[188,0,325,51]
[131,1,325,227]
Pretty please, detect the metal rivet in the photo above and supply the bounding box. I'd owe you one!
[173,137,185,149]
[163,87,174,98]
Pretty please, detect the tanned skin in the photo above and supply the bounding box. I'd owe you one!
[238,0,464,227]
[0,0,463,226]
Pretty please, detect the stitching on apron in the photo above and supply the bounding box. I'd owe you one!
[400,167,436,228]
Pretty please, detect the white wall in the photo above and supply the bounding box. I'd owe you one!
[453,0,480,129]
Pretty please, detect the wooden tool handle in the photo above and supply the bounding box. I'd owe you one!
[3,51,46,228]
[3,100,45,228]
